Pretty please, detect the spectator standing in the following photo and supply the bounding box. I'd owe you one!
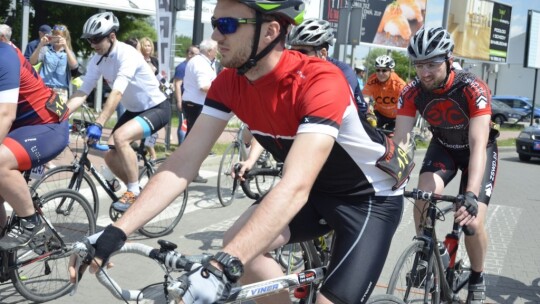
[173,45,200,145]
[29,24,80,102]
[287,18,367,114]
[139,37,159,76]
[355,65,366,90]
[393,27,497,303]
[182,39,218,183]
[362,55,406,130]
[23,24,51,60]
[0,25,69,250]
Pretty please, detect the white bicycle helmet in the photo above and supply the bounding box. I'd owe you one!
[81,12,119,39]
[408,27,454,61]
[375,55,395,69]
[287,18,334,47]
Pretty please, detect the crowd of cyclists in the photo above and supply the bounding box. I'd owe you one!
[0,0,501,302]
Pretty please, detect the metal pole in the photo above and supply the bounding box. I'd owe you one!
[442,0,450,28]
[531,69,538,126]
[192,0,203,45]
[22,0,30,51]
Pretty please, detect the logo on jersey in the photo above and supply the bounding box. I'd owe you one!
[397,96,404,109]
[475,96,488,109]
[424,98,467,127]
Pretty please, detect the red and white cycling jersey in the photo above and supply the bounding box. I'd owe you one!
[204,50,400,197]
[398,70,492,149]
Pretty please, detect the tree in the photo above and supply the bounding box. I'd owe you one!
[2,0,155,58]
[175,35,194,57]
[363,48,416,82]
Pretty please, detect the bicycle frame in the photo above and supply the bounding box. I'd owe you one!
[406,190,470,303]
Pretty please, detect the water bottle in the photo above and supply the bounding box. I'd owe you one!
[101,165,120,192]
[444,233,460,268]
[438,241,450,270]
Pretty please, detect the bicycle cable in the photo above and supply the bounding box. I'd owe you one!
[92,257,130,304]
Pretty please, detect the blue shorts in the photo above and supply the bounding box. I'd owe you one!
[4,121,69,170]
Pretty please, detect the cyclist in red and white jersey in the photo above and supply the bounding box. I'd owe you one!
[393,27,498,304]
[67,12,171,212]
[69,2,414,303]
[0,25,69,250]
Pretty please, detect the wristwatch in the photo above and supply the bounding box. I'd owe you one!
[213,251,244,283]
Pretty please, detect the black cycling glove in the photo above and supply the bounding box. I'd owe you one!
[462,191,479,217]
[93,225,127,265]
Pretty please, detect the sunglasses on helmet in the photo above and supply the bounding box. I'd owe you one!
[211,17,257,35]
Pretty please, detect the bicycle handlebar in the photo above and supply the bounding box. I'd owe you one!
[404,188,475,236]
[234,164,281,200]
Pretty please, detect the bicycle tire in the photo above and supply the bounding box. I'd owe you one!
[254,151,279,195]
[11,189,96,302]
[137,158,188,238]
[274,243,304,273]
[387,240,441,304]
[295,241,323,304]
[217,142,241,207]
[30,165,100,217]
[367,294,406,303]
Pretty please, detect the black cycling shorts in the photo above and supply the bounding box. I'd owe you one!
[113,101,171,138]
[420,141,498,205]
[286,192,403,304]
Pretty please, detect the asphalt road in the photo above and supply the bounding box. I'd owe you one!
[1,147,539,303]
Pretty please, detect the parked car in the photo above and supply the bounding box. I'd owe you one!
[492,95,540,122]
[491,99,522,125]
[515,124,540,161]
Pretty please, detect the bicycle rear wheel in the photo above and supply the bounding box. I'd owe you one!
[11,189,96,302]
[387,240,441,304]
[137,158,188,238]
[217,142,241,207]
[254,151,279,195]
[30,165,100,217]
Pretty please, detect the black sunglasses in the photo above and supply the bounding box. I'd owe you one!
[376,69,390,73]
[211,17,257,35]
[87,36,107,45]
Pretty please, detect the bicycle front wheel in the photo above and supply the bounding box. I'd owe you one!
[217,142,241,207]
[30,165,100,217]
[138,158,188,238]
[11,189,96,302]
[387,240,441,304]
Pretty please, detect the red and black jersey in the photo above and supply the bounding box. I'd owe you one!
[204,50,400,197]
[0,42,61,129]
[398,70,492,149]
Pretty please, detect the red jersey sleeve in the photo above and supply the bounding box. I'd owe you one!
[397,82,418,117]
[464,78,492,117]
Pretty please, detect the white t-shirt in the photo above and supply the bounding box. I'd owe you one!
[182,54,216,105]
[80,41,165,112]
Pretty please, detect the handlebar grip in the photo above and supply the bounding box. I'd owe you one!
[462,225,475,236]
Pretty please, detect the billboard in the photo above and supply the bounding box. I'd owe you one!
[524,10,540,69]
[447,0,512,63]
[323,0,427,48]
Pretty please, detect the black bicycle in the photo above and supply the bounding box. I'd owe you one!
[30,119,188,238]
[1,170,96,302]
[387,189,474,303]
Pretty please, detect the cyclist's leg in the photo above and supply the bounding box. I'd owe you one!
[222,197,329,304]
[0,121,68,249]
[109,102,170,208]
[460,143,498,302]
[312,193,403,304]
[416,142,458,235]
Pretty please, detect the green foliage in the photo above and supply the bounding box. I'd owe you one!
[3,0,155,59]
[175,35,195,57]
[364,48,416,82]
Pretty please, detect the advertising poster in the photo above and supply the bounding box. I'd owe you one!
[323,0,427,48]
[524,10,540,69]
[448,0,512,62]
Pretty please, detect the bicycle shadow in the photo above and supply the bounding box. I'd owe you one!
[486,273,540,303]
[182,230,224,251]
[0,285,42,304]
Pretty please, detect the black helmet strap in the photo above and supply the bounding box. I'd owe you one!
[237,12,287,75]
